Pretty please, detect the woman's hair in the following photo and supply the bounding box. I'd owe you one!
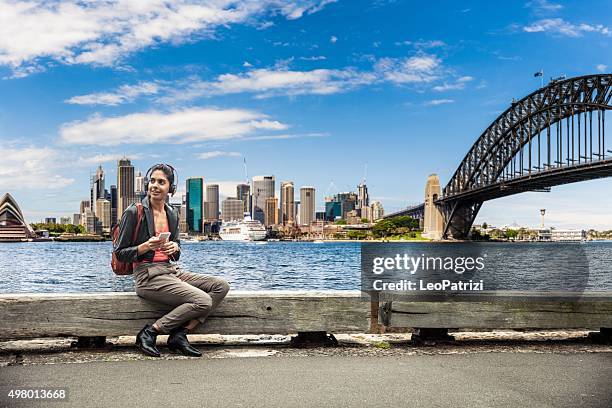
[147,164,174,185]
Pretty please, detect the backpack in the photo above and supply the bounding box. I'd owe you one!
[111,203,144,275]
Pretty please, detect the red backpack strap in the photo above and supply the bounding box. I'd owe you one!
[131,203,143,244]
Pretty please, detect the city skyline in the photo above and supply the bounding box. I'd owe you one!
[1,1,611,228]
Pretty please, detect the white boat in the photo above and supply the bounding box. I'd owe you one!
[219,213,267,241]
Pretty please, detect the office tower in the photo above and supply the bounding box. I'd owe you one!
[357,182,369,208]
[72,213,81,226]
[236,184,251,215]
[280,181,295,225]
[90,165,105,215]
[179,195,188,233]
[79,200,90,215]
[221,198,244,221]
[186,177,203,233]
[371,201,384,221]
[45,217,57,224]
[252,175,275,224]
[204,184,219,221]
[299,187,315,226]
[60,217,71,225]
[96,198,111,232]
[294,201,300,225]
[264,197,279,226]
[109,185,118,227]
[117,158,136,218]
[135,171,146,202]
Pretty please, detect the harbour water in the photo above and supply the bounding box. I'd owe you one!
[0,241,610,293]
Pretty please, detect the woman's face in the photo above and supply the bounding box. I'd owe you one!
[148,169,171,200]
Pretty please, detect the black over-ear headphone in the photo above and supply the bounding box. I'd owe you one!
[144,164,178,196]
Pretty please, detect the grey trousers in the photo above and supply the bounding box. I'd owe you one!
[133,262,230,334]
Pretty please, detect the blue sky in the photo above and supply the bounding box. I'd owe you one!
[1,0,611,228]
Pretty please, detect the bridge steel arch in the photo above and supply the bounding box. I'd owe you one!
[438,74,612,239]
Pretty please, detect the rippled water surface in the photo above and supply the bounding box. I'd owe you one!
[0,241,610,293]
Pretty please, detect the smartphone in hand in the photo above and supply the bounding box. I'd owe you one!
[157,232,171,243]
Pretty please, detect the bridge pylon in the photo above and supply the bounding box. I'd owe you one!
[422,174,444,240]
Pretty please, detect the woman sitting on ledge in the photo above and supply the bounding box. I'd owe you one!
[113,163,230,357]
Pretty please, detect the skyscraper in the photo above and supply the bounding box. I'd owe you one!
[221,198,244,221]
[264,197,279,226]
[117,158,136,219]
[186,177,203,233]
[204,184,219,221]
[371,201,385,221]
[90,165,105,216]
[299,186,315,226]
[96,198,111,233]
[252,175,275,224]
[110,185,118,227]
[357,182,369,208]
[280,181,295,225]
[236,184,251,215]
[135,171,146,202]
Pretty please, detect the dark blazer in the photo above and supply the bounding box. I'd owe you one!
[113,196,181,263]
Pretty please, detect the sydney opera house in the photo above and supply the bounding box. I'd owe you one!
[0,193,37,242]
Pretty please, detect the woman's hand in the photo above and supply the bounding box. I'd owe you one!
[160,241,179,256]
[137,236,163,255]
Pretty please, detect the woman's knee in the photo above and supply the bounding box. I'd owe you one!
[218,279,230,295]
[193,293,213,311]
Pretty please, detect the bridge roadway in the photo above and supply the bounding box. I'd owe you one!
[2,352,611,407]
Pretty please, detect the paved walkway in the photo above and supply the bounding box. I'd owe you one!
[1,352,611,407]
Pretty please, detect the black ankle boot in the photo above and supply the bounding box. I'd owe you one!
[136,324,161,357]
[167,327,202,357]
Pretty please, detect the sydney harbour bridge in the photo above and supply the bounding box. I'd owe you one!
[384,74,612,239]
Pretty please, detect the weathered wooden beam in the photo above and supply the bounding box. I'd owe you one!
[379,291,612,330]
[0,291,370,340]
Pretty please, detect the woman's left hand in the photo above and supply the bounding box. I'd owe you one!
[161,241,179,256]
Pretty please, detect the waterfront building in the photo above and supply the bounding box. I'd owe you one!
[325,198,341,221]
[72,213,81,226]
[204,184,220,221]
[96,198,111,233]
[551,229,587,241]
[60,216,71,225]
[280,181,295,226]
[109,185,118,227]
[299,186,315,226]
[179,195,188,234]
[79,200,90,215]
[45,217,57,224]
[264,197,279,226]
[135,171,146,202]
[357,182,369,209]
[117,158,136,219]
[252,175,275,224]
[90,165,105,216]
[236,184,251,215]
[186,177,204,233]
[221,198,244,221]
[371,201,384,221]
[0,193,37,241]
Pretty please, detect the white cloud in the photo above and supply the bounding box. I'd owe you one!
[523,18,610,37]
[0,0,335,75]
[375,55,441,84]
[196,151,242,160]
[424,99,454,106]
[525,0,563,13]
[243,61,253,67]
[0,146,74,189]
[67,53,454,103]
[330,35,338,43]
[65,82,159,105]
[432,75,474,92]
[75,153,143,166]
[596,64,608,73]
[59,107,289,146]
